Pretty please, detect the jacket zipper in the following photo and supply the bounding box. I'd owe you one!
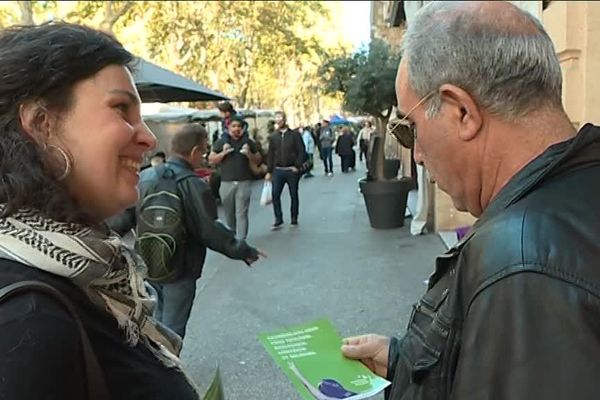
[280,131,285,166]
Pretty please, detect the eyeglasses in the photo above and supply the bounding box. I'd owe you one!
[387,91,435,149]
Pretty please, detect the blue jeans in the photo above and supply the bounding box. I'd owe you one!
[321,147,333,173]
[272,168,300,223]
[151,277,197,338]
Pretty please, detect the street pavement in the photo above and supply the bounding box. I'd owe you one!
[181,156,446,399]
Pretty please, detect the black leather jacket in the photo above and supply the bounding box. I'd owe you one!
[387,124,600,400]
[108,156,257,279]
[266,128,306,173]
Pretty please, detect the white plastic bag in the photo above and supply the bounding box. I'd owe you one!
[260,181,272,206]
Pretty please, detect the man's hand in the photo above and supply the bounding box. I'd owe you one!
[264,173,272,182]
[240,143,250,157]
[245,249,267,266]
[341,334,390,378]
[222,143,234,155]
[290,166,299,173]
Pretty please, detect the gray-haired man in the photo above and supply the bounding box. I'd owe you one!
[342,2,600,399]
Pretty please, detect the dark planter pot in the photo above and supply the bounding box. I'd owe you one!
[359,177,414,229]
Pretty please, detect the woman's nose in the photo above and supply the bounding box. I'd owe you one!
[138,122,157,151]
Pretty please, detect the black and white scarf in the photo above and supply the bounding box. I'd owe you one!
[0,206,183,368]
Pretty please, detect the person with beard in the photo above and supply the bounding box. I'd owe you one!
[209,116,261,239]
[265,112,306,229]
[217,101,248,138]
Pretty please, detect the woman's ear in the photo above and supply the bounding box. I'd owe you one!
[18,101,51,142]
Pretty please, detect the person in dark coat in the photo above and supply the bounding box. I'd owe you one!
[335,126,356,173]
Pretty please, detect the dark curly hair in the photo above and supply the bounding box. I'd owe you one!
[0,22,134,223]
[217,101,235,113]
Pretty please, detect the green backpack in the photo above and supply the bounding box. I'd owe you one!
[135,165,194,282]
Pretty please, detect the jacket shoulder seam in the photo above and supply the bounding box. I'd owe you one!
[467,263,600,314]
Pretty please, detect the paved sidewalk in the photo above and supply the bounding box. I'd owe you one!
[181,158,446,399]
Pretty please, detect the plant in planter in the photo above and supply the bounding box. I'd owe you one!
[319,39,414,229]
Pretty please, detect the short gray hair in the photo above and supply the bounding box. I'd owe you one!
[401,1,563,120]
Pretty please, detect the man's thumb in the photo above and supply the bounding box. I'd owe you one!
[341,344,364,359]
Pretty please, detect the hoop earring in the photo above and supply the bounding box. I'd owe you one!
[47,144,72,181]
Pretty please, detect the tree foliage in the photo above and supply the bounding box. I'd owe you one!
[320,40,401,181]
[320,39,400,120]
[135,1,328,109]
[0,1,348,125]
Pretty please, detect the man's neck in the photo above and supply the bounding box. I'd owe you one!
[169,154,195,169]
[477,110,577,214]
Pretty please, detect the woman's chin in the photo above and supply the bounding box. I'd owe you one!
[117,189,140,210]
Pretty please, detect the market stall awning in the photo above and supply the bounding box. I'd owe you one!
[329,114,352,125]
[133,58,229,103]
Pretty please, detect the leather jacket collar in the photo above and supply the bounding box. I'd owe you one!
[455,123,600,248]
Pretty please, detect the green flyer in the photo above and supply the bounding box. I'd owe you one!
[258,318,390,400]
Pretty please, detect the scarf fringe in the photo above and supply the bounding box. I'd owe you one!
[0,207,182,368]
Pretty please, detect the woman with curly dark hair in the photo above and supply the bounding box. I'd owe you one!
[0,23,199,399]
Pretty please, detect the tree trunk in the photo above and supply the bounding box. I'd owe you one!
[238,85,250,109]
[18,1,34,25]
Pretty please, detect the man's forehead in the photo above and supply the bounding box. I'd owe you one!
[395,60,413,116]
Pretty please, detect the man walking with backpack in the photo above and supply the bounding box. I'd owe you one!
[109,124,263,338]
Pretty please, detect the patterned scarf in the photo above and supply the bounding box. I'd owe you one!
[0,206,183,368]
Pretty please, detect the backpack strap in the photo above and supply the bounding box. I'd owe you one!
[0,280,110,400]
[176,169,198,184]
[159,162,197,184]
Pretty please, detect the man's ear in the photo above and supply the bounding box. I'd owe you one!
[438,84,483,142]
[191,144,203,159]
[18,101,51,142]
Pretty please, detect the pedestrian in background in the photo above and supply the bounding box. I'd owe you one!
[150,151,166,167]
[335,126,355,173]
[358,120,374,163]
[265,112,306,229]
[314,122,323,159]
[301,124,315,178]
[209,116,261,239]
[320,119,335,176]
[111,125,263,338]
[342,2,600,399]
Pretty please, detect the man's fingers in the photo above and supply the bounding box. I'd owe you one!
[257,249,268,258]
[341,343,369,359]
[342,335,368,346]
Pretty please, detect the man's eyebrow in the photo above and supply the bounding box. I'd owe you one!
[108,89,140,104]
